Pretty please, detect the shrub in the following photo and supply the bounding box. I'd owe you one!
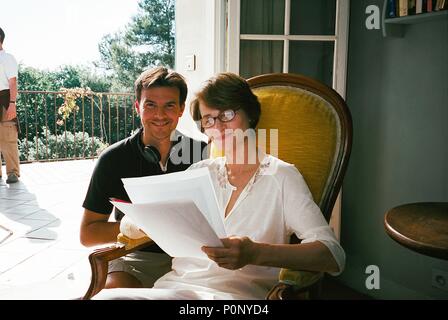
[19,130,108,162]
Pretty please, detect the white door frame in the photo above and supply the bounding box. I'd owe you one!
[334,0,350,98]
[213,0,227,73]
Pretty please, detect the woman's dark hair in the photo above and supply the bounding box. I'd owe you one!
[134,66,188,105]
[191,73,261,129]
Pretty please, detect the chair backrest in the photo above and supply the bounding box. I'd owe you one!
[247,73,352,221]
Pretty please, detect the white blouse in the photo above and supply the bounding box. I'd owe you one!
[96,154,345,300]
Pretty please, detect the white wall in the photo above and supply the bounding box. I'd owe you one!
[175,0,223,142]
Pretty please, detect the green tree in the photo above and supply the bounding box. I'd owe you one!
[96,0,175,90]
[18,65,112,93]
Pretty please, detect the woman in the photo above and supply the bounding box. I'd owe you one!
[95,73,345,300]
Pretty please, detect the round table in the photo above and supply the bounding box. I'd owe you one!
[384,202,448,260]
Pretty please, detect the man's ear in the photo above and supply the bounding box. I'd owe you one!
[179,103,185,117]
[134,100,140,113]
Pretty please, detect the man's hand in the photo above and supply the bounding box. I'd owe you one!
[4,103,17,121]
[202,236,257,270]
[119,215,146,239]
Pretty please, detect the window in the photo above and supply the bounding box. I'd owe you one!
[227,0,349,96]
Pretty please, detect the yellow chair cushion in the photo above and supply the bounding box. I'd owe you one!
[254,86,339,206]
[117,233,152,250]
[279,269,323,288]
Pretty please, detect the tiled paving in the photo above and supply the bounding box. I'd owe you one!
[0,160,97,299]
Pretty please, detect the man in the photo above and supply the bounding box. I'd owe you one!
[0,27,20,184]
[80,66,207,289]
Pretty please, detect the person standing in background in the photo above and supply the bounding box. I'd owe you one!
[0,27,20,184]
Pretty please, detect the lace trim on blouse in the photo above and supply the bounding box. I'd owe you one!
[214,154,272,191]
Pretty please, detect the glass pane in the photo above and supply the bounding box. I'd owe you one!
[240,0,285,35]
[240,40,283,79]
[289,41,334,87]
[290,0,336,35]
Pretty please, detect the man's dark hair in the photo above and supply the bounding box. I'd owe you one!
[134,66,188,106]
[191,72,261,129]
[0,27,5,44]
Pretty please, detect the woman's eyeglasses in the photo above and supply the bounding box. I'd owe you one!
[201,108,240,128]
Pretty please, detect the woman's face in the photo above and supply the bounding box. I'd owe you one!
[199,101,250,147]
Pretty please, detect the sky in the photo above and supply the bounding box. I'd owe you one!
[0,0,140,70]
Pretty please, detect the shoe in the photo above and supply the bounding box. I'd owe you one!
[6,173,19,184]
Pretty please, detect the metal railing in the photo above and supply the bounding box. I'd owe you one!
[16,90,137,163]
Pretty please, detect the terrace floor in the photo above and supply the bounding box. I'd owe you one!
[0,159,96,299]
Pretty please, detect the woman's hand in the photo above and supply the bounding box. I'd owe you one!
[202,236,257,270]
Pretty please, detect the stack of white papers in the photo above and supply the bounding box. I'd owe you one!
[111,167,226,258]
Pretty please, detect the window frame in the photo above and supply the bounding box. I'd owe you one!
[226,0,350,98]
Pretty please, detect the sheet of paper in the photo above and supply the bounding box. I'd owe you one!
[111,199,223,259]
[122,167,227,238]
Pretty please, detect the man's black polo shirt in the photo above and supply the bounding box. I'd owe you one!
[83,128,207,219]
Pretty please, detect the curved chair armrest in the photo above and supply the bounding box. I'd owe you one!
[266,269,324,300]
[82,234,153,300]
[266,281,321,300]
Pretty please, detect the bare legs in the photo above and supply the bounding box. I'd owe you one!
[105,271,143,288]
